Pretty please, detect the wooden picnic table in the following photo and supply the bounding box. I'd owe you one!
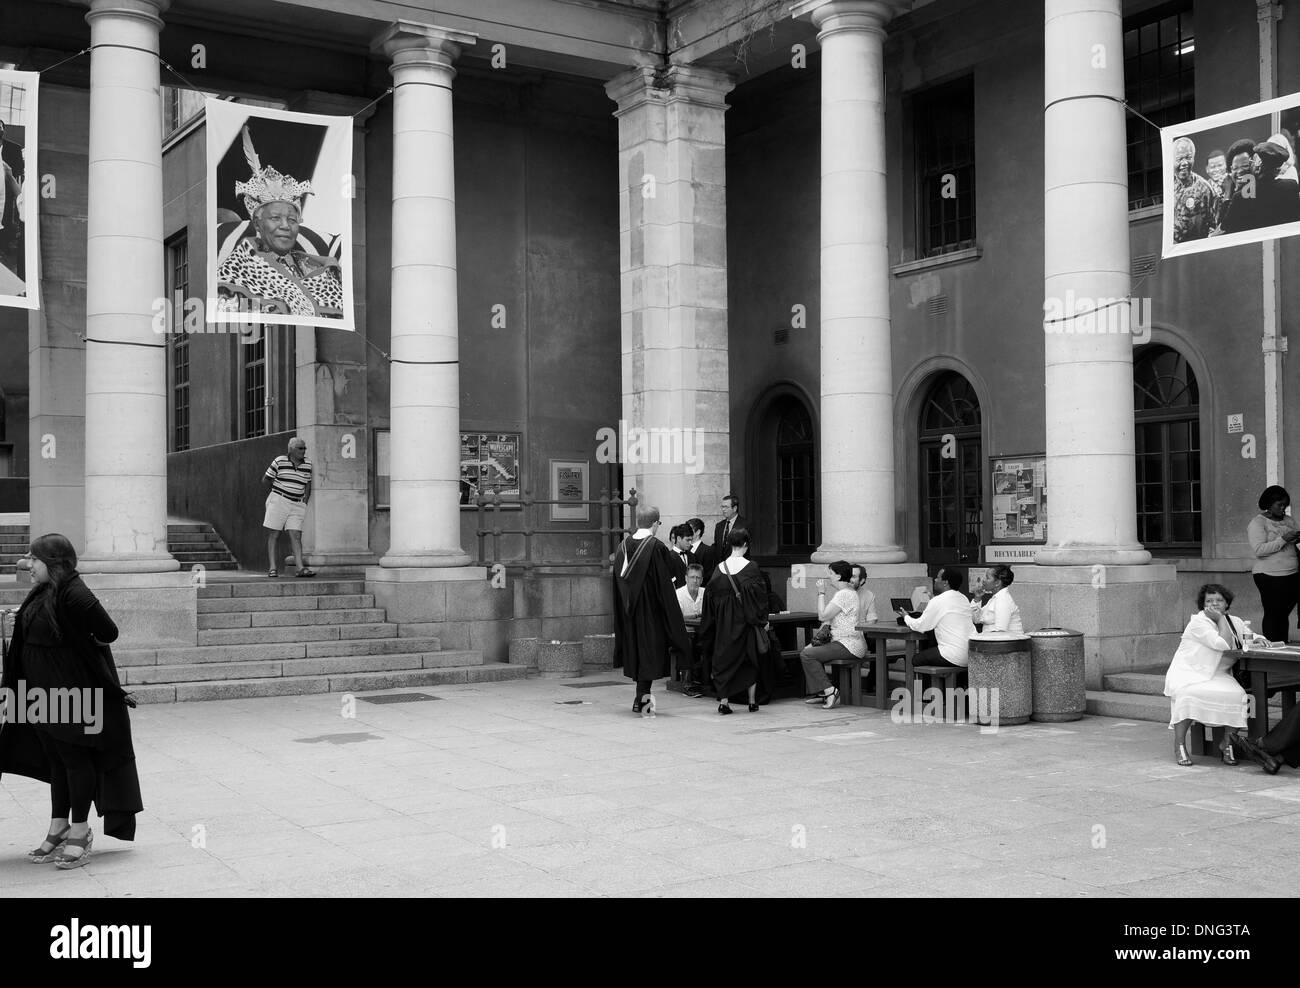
[1224,646,1300,737]
[857,621,928,710]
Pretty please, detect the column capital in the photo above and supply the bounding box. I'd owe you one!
[605,65,735,116]
[791,0,908,36]
[371,19,478,67]
[83,0,170,29]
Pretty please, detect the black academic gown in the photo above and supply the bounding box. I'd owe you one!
[699,559,767,699]
[0,575,144,840]
[612,535,691,683]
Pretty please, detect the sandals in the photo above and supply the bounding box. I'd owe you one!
[822,687,840,709]
[267,568,278,578]
[28,824,70,864]
[1176,743,1193,767]
[1221,740,1238,766]
[53,829,93,870]
[295,568,317,578]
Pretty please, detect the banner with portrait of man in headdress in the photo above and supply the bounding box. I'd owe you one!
[1161,90,1300,258]
[0,70,40,310]
[205,99,354,330]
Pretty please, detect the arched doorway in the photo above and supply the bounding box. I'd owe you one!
[747,388,817,558]
[918,372,982,570]
[1134,343,1201,552]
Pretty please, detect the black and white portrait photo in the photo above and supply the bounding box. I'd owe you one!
[205,99,354,330]
[0,70,39,310]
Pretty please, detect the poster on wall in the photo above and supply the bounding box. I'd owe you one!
[0,70,39,310]
[1161,90,1300,258]
[990,455,1048,544]
[205,98,354,329]
[460,433,521,504]
[549,460,590,522]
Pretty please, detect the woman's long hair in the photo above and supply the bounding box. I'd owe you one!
[28,532,79,640]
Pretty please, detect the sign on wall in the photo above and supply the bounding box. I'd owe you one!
[549,460,590,522]
[0,70,39,310]
[1161,90,1300,258]
[990,454,1047,544]
[460,433,521,503]
[205,99,355,330]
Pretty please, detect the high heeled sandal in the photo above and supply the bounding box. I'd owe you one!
[1221,740,1238,766]
[53,829,93,870]
[1176,743,1193,766]
[28,824,70,864]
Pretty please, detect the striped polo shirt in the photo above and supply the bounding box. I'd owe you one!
[265,455,312,500]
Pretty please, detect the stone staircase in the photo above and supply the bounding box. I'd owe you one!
[0,523,239,571]
[1087,665,1294,723]
[0,577,527,703]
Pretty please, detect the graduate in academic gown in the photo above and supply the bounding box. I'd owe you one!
[698,527,768,714]
[612,506,692,715]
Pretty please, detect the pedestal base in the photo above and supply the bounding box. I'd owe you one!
[79,572,197,649]
[1013,564,1182,689]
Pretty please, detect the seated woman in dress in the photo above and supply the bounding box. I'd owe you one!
[800,560,868,709]
[1164,583,1255,767]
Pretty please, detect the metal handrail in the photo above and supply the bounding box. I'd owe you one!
[474,487,638,572]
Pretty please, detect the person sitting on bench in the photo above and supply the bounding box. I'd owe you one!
[898,568,976,670]
[800,560,867,709]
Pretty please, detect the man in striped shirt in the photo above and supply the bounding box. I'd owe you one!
[262,436,315,578]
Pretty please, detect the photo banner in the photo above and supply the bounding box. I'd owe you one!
[1161,90,1300,258]
[205,98,355,330]
[0,70,40,310]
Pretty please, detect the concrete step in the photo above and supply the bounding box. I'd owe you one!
[168,532,224,543]
[114,637,448,667]
[203,580,366,598]
[130,662,526,703]
[197,593,374,613]
[171,551,238,563]
[197,608,387,630]
[197,623,397,646]
[1086,689,1169,723]
[120,648,486,685]
[1102,671,1166,696]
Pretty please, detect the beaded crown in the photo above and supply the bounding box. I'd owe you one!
[234,125,313,218]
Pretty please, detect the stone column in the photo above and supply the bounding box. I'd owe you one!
[605,66,733,528]
[366,21,491,626]
[288,92,376,575]
[793,0,908,565]
[79,0,176,574]
[1014,0,1178,689]
[1037,0,1149,568]
[74,0,192,648]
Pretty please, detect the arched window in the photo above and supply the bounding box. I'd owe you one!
[775,396,817,553]
[918,372,982,567]
[1134,344,1201,551]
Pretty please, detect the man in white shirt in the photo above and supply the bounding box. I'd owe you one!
[675,564,706,697]
[898,568,977,667]
[972,564,1024,634]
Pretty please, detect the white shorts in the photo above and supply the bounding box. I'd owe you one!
[263,492,307,531]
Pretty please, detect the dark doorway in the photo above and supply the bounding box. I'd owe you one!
[918,372,982,571]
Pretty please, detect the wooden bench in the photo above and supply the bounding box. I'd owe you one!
[910,665,968,722]
[827,655,870,706]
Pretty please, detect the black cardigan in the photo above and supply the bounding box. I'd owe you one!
[0,574,143,840]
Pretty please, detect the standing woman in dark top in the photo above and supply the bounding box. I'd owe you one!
[0,534,142,868]
[698,528,768,714]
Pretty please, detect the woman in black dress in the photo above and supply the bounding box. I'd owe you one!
[0,533,142,868]
[698,528,768,714]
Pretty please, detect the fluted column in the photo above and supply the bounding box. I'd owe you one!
[1037,0,1149,566]
[794,0,908,564]
[79,0,177,573]
[373,21,476,568]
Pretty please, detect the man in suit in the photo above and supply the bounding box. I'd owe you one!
[667,524,692,588]
[687,518,713,580]
[712,494,751,566]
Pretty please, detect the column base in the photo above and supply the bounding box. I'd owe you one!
[378,551,473,568]
[366,565,496,626]
[1035,546,1152,566]
[301,550,380,576]
[811,545,909,565]
[78,554,180,575]
[1012,564,1180,689]
[78,572,197,649]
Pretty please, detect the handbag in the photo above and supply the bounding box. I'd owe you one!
[811,624,833,647]
[721,564,769,654]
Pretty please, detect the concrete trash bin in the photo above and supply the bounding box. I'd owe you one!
[1026,628,1086,722]
[509,637,540,671]
[537,640,584,679]
[967,632,1032,726]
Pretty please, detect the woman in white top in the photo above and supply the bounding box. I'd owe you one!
[971,565,1024,633]
[800,560,867,709]
[1164,584,1253,767]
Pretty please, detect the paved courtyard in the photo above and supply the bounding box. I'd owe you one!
[2,677,1298,898]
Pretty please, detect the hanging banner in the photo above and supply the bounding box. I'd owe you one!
[1161,90,1300,258]
[205,98,354,330]
[0,70,39,310]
